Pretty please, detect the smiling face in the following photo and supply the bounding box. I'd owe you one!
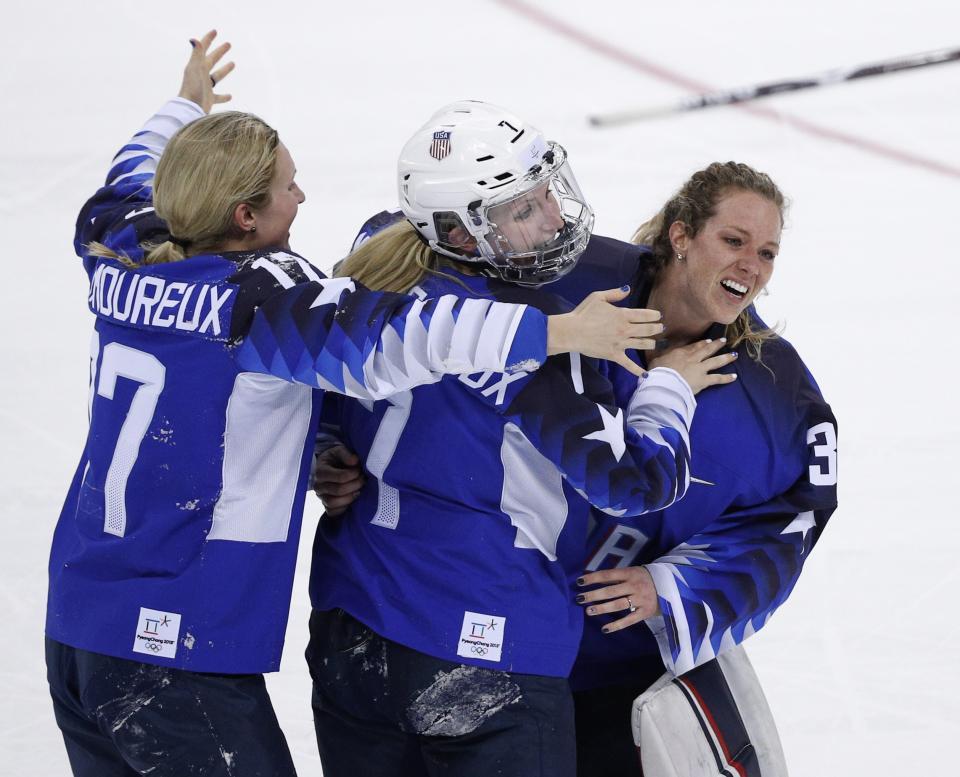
[487,182,566,259]
[249,143,305,251]
[668,188,781,328]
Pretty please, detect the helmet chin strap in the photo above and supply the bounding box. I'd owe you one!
[449,257,497,279]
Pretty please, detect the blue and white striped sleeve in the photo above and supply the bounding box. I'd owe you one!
[234,278,549,398]
[75,98,204,256]
[455,356,695,518]
[645,402,838,676]
[102,97,204,188]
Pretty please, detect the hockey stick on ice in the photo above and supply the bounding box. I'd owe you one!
[588,46,960,127]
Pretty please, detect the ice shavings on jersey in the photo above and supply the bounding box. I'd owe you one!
[150,420,175,444]
[505,358,540,373]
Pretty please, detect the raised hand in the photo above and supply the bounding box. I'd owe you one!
[178,29,235,114]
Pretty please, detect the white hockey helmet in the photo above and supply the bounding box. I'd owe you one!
[398,100,595,286]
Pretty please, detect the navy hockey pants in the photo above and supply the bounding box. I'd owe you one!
[574,682,647,776]
[574,657,765,777]
[45,638,297,777]
[305,608,576,777]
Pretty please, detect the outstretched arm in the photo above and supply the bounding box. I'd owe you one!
[448,334,746,521]
[548,286,663,377]
[452,347,697,524]
[78,32,664,394]
[75,31,233,259]
[235,276,552,394]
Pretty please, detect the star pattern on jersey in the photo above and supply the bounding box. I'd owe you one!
[781,510,816,552]
[659,542,715,567]
[582,404,625,461]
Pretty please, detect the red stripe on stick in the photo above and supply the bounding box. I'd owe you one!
[677,676,748,777]
[494,0,960,180]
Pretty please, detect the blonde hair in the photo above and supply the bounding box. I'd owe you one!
[632,161,787,362]
[88,111,279,266]
[336,220,472,293]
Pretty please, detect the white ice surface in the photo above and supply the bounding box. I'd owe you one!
[2,1,958,773]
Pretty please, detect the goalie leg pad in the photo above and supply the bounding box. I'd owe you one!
[632,646,788,777]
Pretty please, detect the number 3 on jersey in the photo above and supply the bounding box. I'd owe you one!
[807,421,837,487]
[88,332,166,537]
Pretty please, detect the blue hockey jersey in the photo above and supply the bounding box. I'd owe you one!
[556,236,839,686]
[309,267,696,678]
[46,99,555,674]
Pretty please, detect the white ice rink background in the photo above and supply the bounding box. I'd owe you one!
[2,1,958,773]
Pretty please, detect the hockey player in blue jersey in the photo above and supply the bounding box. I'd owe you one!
[316,162,837,776]
[550,163,839,777]
[44,35,667,777]
[304,102,739,777]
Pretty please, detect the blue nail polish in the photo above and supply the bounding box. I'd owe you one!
[575,594,586,604]
[601,626,611,634]
[620,284,630,292]
[576,577,585,586]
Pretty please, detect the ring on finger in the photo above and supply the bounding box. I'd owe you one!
[626,597,637,614]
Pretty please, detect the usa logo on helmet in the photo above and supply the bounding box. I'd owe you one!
[430,130,452,160]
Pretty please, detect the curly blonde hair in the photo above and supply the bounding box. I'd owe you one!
[632,161,787,361]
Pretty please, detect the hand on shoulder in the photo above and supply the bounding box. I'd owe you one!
[650,338,738,395]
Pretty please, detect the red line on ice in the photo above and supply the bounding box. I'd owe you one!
[495,0,960,180]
